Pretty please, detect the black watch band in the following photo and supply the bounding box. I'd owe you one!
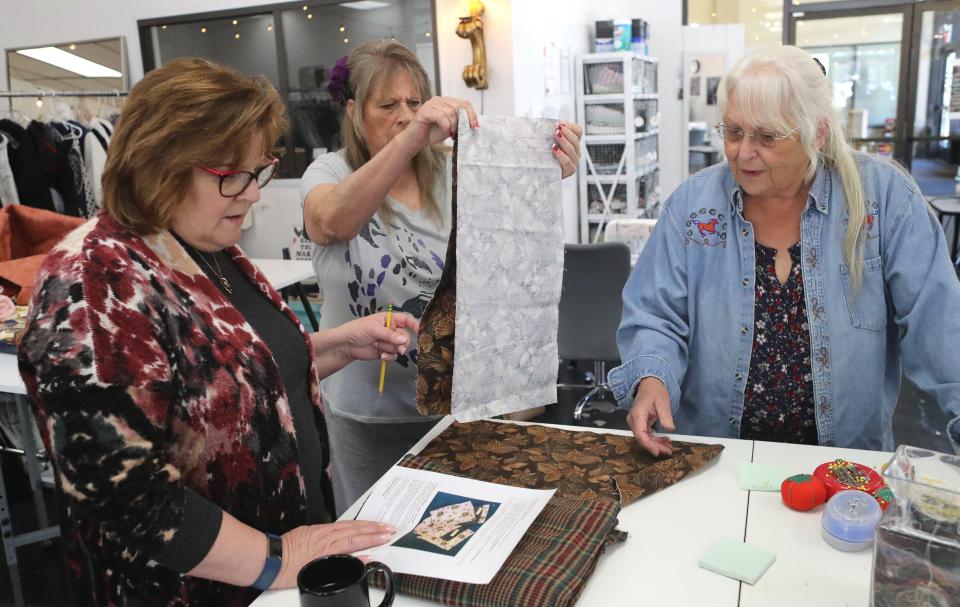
[251,532,283,590]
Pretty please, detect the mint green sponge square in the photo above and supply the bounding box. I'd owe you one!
[699,538,776,585]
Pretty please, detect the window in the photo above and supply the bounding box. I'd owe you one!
[140,0,437,177]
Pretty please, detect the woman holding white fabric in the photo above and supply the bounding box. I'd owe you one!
[301,39,583,513]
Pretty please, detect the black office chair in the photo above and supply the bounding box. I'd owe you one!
[557,242,632,423]
[281,247,320,332]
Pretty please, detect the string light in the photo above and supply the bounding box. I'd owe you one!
[302,5,308,10]
[161,25,168,29]
[339,24,346,32]
[69,44,77,50]
[235,33,241,39]
[36,98,43,108]
[425,31,431,37]
[268,24,273,31]
[307,13,313,19]
[201,26,207,33]
[232,19,238,25]
[344,37,350,44]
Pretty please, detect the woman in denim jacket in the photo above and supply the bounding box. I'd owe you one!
[609,45,960,455]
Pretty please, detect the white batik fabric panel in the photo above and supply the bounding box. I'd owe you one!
[452,111,562,422]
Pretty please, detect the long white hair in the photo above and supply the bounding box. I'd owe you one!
[718,45,866,289]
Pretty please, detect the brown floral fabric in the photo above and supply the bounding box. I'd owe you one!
[413,420,725,506]
[377,457,626,607]
[417,136,458,416]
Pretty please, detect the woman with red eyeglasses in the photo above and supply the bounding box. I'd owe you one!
[17,58,410,606]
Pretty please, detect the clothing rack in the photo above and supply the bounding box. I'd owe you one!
[0,90,128,98]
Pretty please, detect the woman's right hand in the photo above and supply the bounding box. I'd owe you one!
[272,520,395,589]
[626,377,675,457]
[397,96,479,152]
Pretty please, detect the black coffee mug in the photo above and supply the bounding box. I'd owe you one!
[297,554,394,607]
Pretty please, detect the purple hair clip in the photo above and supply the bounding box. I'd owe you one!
[328,56,352,105]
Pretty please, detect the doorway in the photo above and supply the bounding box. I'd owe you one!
[787,0,960,193]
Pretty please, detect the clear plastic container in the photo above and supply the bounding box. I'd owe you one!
[871,445,960,606]
[820,490,882,552]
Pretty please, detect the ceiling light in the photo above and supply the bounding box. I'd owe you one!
[16,47,122,78]
[339,1,390,10]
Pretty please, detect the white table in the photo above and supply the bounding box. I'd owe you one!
[252,258,315,290]
[253,418,893,607]
[740,441,890,607]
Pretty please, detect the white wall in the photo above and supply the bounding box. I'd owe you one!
[0,0,683,248]
[509,0,683,240]
[435,0,514,115]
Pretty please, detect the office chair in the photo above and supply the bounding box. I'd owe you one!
[557,242,632,423]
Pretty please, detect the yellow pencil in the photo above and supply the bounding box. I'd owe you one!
[378,304,394,396]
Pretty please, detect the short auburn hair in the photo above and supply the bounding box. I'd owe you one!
[102,57,288,234]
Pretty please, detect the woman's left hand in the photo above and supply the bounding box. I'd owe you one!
[337,311,419,362]
[553,121,583,179]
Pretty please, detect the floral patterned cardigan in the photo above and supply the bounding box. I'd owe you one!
[18,213,324,606]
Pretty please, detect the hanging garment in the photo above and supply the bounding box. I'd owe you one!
[0,119,55,212]
[28,121,85,217]
[52,121,94,217]
[0,133,19,206]
[83,117,112,211]
[417,113,563,421]
[375,421,725,607]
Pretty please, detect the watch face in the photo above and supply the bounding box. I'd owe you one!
[689,59,701,74]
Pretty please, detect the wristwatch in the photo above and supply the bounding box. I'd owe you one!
[251,532,283,590]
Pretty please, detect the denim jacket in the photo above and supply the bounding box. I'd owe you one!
[608,154,960,452]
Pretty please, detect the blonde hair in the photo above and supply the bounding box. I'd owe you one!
[103,57,287,234]
[340,39,446,226]
[718,45,867,289]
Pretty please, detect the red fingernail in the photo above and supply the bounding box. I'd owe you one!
[552,143,560,152]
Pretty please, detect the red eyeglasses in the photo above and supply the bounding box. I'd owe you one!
[198,156,279,197]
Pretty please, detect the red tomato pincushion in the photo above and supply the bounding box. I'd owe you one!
[781,474,827,511]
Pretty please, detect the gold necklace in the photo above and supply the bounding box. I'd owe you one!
[195,250,232,294]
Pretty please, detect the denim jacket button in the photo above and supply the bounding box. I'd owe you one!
[742,278,750,287]
[741,228,749,237]
[735,372,743,380]
[740,325,748,334]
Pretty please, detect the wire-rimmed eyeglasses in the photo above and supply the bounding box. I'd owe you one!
[198,157,279,198]
[714,123,798,148]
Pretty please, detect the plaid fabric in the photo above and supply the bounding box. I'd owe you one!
[375,456,625,607]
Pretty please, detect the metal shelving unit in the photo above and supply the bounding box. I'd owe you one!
[575,51,661,243]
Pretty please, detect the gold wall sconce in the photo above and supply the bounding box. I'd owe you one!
[456,1,488,90]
